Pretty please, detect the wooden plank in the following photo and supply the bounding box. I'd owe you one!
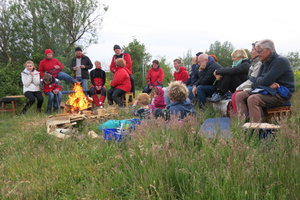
[243,122,280,129]
[5,95,25,98]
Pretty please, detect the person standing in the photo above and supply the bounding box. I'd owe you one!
[70,47,93,90]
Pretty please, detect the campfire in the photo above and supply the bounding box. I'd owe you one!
[65,83,92,113]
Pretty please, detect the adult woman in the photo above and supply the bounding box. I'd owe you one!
[142,60,164,93]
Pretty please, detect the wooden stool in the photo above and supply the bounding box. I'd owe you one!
[265,106,291,122]
[0,98,17,114]
[122,92,134,107]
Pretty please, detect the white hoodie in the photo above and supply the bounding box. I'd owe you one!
[21,69,41,93]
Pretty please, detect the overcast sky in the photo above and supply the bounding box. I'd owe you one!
[86,0,300,70]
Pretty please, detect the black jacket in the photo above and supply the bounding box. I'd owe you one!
[186,64,199,86]
[216,59,251,82]
[193,61,222,86]
[90,68,106,86]
[70,55,93,79]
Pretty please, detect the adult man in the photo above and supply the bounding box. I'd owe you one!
[109,44,134,94]
[39,49,76,84]
[236,39,295,122]
[70,47,93,90]
[191,54,222,107]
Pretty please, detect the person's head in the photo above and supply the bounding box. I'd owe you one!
[250,42,259,59]
[168,81,188,102]
[152,60,160,69]
[43,73,53,85]
[75,47,83,57]
[196,52,203,57]
[173,59,182,71]
[209,54,218,62]
[137,93,150,106]
[113,44,122,55]
[115,58,126,67]
[95,61,101,69]
[151,87,159,97]
[197,54,209,70]
[44,49,54,60]
[24,60,35,72]
[255,39,276,62]
[231,49,248,61]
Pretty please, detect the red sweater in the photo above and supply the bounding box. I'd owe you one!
[110,53,132,74]
[39,58,64,78]
[42,79,62,93]
[110,67,131,92]
[174,67,189,83]
[146,67,164,86]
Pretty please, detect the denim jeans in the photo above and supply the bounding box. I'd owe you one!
[76,77,88,90]
[187,85,194,101]
[45,91,62,111]
[57,72,77,84]
[196,85,216,107]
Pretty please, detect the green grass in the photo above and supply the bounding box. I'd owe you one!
[1,90,300,199]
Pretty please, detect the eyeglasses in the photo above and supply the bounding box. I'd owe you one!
[255,48,265,54]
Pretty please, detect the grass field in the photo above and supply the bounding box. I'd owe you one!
[1,74,300,199]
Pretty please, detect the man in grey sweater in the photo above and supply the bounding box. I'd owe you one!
[236,39,295,122]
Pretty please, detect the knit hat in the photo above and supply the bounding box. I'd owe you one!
[196,52,203,57]
[44,49,54,55]
[75,47,82,52]
[113,44,121,50]
[43,73,53,83]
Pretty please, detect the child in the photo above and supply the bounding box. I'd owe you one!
[167,81,195,120]
[150,87,166,118]
[133,93,151,119]
[89,61,106,108]
[21,60,43,114]
[42,73,62,114]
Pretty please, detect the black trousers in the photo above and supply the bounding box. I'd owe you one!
[217,75,244,94]
[130,75,135,96]
[89,87,107,96]
[107,88,126,107]
[22,91,44,113]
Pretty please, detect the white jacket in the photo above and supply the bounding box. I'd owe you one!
[21,69,41,93]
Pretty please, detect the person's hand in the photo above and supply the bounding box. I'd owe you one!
[72,66,77,70]
[199,65,206,70]
[149,85,153,89]
[133,100,138,106]
[80,65,85,69]
[30,72,34,76]
[215,74,222,80]
[192,86,197,96]
[53,89,59,94]
[270,82,280,89]
[54,65,60,69]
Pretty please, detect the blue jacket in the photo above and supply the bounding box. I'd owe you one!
[167,99,195,119]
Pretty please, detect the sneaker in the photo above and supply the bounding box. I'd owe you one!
[209,92,225,103]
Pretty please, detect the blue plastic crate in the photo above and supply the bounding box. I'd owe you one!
[103,128,117,141]
[130,118,141,130]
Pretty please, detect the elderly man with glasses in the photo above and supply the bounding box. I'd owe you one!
[235,39,295,122]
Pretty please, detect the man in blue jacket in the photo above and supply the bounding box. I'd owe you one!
[236,39,295,122]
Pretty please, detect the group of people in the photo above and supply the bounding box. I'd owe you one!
[21,39,295,123]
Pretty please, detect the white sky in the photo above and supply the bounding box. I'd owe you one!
[86,0,300,70]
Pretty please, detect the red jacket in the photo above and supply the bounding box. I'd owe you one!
[110,53,132,74]
[146,67,164,86]
[39,58,64,78]
[110,67,131,92]
[174,67,189,83]
[42,79,62,93]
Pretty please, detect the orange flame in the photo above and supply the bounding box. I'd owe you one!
[65,83,92,113]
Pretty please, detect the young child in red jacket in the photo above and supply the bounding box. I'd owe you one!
[89,61,106,108]
[107,58,131,107]
[42,73,62,114]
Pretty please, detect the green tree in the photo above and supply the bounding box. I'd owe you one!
[206,41,234,67]
[286,51,300,71]
[123,39,151,89]
[179,49,193,72]
[158,57,173,87]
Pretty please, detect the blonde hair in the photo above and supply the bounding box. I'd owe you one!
[137,93,150,105]
[115,58,126,67]
[168,81,188,102]
[24,60,36,70]
[231,49,248,59]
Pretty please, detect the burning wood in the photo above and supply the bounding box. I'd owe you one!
[65,83,92,113]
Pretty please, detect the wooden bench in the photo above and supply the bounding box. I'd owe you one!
[265,106,291,122]
[0,95,25,114]
[122,92,134,107]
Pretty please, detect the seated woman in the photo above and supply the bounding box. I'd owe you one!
[210,49,251,102]
[143,60,164,93]
[107,58,131,107]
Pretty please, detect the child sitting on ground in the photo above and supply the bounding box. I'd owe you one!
[167,81,195,120]
[132,93,151,119]
[150,87,166,118]
[42,73,62,114]
[89,61,106,108]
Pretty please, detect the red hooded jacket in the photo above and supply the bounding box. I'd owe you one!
[153,87,166,109]
[39,58,64,78]
[146,67,164,86]
[110,53,132,74]
[174,67,189,83]
[42,78,62,93]
[110,67,131,92]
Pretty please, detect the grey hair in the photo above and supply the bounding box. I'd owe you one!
[255,39,276,53]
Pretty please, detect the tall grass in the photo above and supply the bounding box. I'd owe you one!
[1,86,300,199]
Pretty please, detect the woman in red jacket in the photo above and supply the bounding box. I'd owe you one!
[142,60,164,93]
[107,58,131,107]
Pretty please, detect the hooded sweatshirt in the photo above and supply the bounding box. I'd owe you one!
[39,58,64,78]
[167,99,195,119]
[146,67,164,86]
[21,69,41,93]
[153,87,166,109]
[174,67,189,83]
[110,67,131,92]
